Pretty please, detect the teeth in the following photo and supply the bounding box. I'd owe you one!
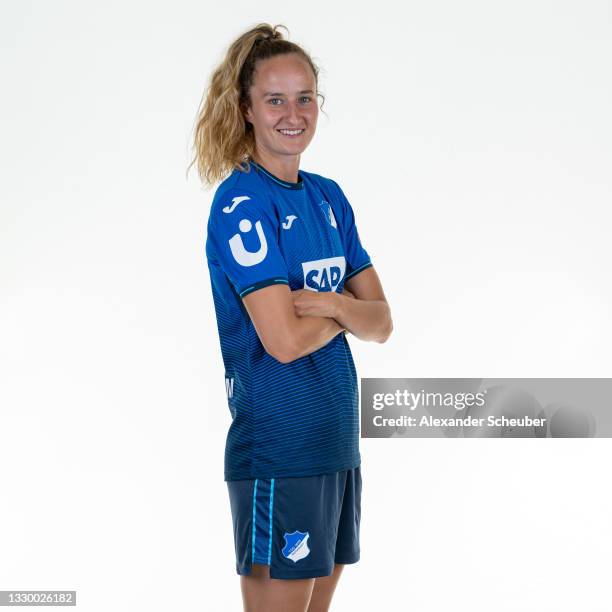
[278,129,304,135]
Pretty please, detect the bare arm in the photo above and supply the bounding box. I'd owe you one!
[242,284,344,364]
[292,267,393,343]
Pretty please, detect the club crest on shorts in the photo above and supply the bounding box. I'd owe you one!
[282,530,311,563]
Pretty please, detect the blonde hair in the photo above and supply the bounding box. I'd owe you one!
[187,23,324,188]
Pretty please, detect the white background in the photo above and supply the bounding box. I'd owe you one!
[1,1,611,610]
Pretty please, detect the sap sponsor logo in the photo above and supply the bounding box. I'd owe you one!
[302,256,346,292]
[228,218,268,267]
[222,195,250,214]
[282,214,298,229]
[281,530,311,563]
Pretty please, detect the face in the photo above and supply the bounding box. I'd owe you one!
[243,53,318,160]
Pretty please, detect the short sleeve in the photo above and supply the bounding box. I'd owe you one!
[329,179,373,281]
[207,188,289,298]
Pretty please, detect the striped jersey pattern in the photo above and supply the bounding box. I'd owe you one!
[205,159,372,481]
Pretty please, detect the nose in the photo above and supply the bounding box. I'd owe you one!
[284,101,303,125]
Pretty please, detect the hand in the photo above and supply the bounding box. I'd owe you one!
[292,289,340,318]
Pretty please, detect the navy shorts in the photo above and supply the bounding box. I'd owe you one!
[226,466,361,580]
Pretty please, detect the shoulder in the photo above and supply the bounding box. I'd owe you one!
[209,165,274,220]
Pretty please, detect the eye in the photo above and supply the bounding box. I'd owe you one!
[268,98,283,105]
[299,96,312,103]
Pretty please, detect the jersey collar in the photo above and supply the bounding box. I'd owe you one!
[249,159,304,190]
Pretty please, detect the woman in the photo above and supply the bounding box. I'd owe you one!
[190,23,392,612]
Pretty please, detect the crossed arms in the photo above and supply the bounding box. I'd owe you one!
[242,266,393,364]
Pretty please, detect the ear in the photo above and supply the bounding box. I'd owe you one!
[242,103,253,125]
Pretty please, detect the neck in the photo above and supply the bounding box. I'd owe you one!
[250,150,300,183]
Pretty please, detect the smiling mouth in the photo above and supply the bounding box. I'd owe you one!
[277,129,305,137]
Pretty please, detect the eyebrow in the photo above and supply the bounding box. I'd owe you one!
[262,89,315,97]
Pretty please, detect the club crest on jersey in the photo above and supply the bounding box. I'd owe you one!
[228,218,268,266]
[318,200,337,229]
[302,256,346,292]
[282,530,311,563]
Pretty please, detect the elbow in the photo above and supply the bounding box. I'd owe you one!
[265,333,301,364]
[270,348,297,364]
[377,315,394,344]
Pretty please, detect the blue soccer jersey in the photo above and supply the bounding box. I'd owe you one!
[205,159,373,481]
